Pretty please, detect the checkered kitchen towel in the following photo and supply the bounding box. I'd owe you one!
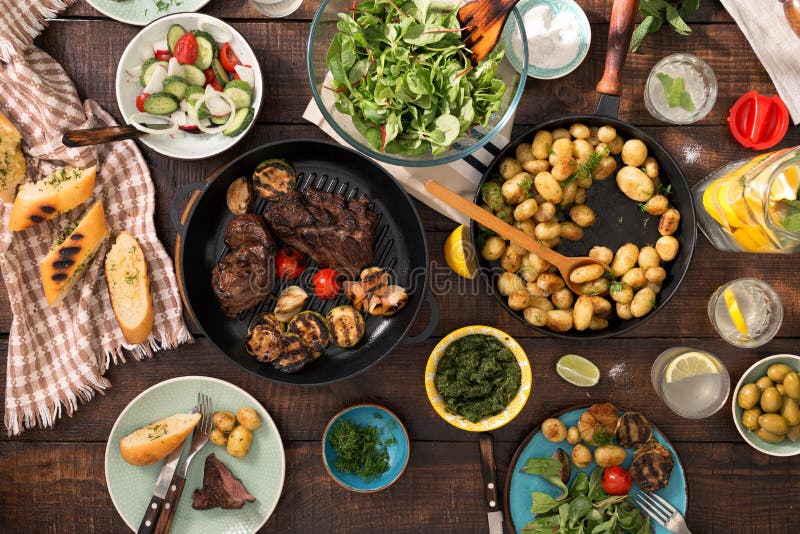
[1,0,191,435]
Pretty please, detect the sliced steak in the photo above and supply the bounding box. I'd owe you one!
[224,213,276,253]
[263,188,377,277]
[192,453,255,510]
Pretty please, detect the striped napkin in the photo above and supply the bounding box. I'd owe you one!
[1,0,191,436]
[303,99,514,226]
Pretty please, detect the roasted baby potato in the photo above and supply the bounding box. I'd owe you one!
[213,411,236,433]
[236,407,262,431]
[227,425,253,458]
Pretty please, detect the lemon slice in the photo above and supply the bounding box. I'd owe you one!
[443,225,477,279]
[556,354,600,387]
[664,351,720,383]
[769,165,800,201]
[723,288,749,336]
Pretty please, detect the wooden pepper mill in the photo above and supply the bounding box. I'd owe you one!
[782,0,800,38]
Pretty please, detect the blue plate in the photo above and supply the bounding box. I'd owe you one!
[322,404,410,492]
[506,406,688,533]
[502,0,591,79]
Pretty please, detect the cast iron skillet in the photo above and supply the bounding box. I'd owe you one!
[470,0,696,339]
[172,140,438,385]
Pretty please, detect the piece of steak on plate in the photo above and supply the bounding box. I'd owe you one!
[191,453,256,510]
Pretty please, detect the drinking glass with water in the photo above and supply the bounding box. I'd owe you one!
[651,347,730,419]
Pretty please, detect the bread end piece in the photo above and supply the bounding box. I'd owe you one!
[9,165,96,231]
[105,232,154,345]
[0,111,26,203]
[119,412,201,466]
[40,200,110,307]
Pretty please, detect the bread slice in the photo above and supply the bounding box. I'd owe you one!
[105,232,154,345]
[8,165,96,231]
[120,413,201,466]
[0,111,26,203]
[40,200,109,307]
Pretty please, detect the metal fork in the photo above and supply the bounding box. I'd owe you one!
[633,491,692,534]
[153,393,213,534]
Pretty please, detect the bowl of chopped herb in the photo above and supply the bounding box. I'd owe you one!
[425,326,532,432]
[306,0,528,167]
[322,404,410,492]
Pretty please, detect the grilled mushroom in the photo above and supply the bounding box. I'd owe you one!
[343,267,408,317]
[271,332,313,373]
[578,403,619,444]
[327,305,366,348]
[552,448,571,485]
[246,324,283,363]
[252,159,296,200]
[615,412,653,449]
[287,311,331,358]
[630,441,674,491]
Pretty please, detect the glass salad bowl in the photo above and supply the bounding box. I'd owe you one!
[306,0,528,167]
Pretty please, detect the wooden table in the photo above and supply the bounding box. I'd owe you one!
[2,1,800,532]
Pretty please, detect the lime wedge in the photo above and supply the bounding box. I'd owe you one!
[664,351,720,383]
[556,354,600,387]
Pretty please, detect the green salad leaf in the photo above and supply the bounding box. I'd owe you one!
[326,0,507,156]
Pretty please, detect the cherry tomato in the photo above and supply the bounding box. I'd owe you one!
[154,50,171,61]
[203,67,216,85]
[275,247,307,280]
[312,268,340,299]
[601,466,632,496]
[219,43,242,73]
[135,93,149,112]
[172,32,198,65]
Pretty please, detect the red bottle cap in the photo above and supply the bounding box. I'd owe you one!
[728,90,790,150]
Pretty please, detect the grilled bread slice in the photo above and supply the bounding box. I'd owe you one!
[8,165,96,231]
[40,200,109,307]
[119,412,201,466]
[0,111,26,203]
[105,232,154,345]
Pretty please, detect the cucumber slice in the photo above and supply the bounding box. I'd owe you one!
[140,58,168,87]
[180,64,206,86]
[209,114,229,125]
[223,80,253,109]
[142,93,180,115]
[167,24,186,54]
[162,75,189,100]
[185,86,211,119]
[211,58,230,86]
[191,30,216,70]
[223,107,255,137]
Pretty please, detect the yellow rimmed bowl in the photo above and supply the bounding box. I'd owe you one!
[425,325,532,432]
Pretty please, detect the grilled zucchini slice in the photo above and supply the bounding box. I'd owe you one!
[287,311,330,358]
[615,412,653,449]
[252,159,296,200]
[249,312,282,335]
[246,324,283,363]
[326,305,365,348]
[271,332,313,373]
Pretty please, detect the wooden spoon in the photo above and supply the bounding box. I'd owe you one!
[61,125,146,147]
[781,0,800,39]
[458,0,522,64]
[425,180,607,294]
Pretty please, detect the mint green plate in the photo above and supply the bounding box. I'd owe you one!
[105,376,285,533]
[87,0,211,26]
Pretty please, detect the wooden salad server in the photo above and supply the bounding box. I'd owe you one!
[62,125,148,147]
[425,180,607,295]
[458,0,523,64]
[781,0,800,39]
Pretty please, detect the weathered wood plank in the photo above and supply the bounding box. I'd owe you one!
[34,21,775,128]
[4,336,800,443]
[2,440,798,533]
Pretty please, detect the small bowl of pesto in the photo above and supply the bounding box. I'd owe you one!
[322,404,410,492]
[425,326,532,432]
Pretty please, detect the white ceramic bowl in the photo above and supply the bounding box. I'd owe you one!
[115,13,263,160]
[732,354,800,457]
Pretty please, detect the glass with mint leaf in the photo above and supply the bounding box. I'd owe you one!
[644,53,716,124]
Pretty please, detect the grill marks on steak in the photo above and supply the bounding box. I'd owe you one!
[212,214,276,317]
[191,453,255,510]
[262,188,378,277]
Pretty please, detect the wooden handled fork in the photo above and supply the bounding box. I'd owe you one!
[458,0,522,64]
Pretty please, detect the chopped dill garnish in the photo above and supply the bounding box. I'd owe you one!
[328,418,391,479]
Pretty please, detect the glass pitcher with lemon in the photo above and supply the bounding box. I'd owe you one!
[693,146,800,253]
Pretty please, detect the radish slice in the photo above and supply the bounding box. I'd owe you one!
[199,118,211,127]
[167,57,181,77]
[233,64,256,87]
[188,92,237,134]
[129,113,179,135]
[170,110,189,128]
[198,20,232,43]
[203,84,232,116]
[139,43,154,62]
[143,64,168,93]
[180,99,192,114]
[152,40,169,54]
[126,64,143,78]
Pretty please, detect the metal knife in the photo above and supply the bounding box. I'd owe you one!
[136,439,188,534]
[479,433,504,534]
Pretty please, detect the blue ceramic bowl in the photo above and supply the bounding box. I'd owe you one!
[732,354,800,457]
[503,0,591,79]
[322,404,410,492]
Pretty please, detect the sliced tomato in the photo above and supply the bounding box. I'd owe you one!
[312,268,341,299]
[219,43,242,73]
[203,67,216,85]
[154,50,171,61]
[276,247,308,280]
[135,93,149,112]
[601,466,632,496]
[209,78,223,91]
[173,32,198,65]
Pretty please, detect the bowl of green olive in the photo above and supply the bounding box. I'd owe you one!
[732,354,800,456]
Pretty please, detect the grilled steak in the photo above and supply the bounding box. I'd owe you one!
[192,453,255,510]
[615,412,653,449]
[630,442,674,491]
[212,215,276,317]
[262,188,377,277]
